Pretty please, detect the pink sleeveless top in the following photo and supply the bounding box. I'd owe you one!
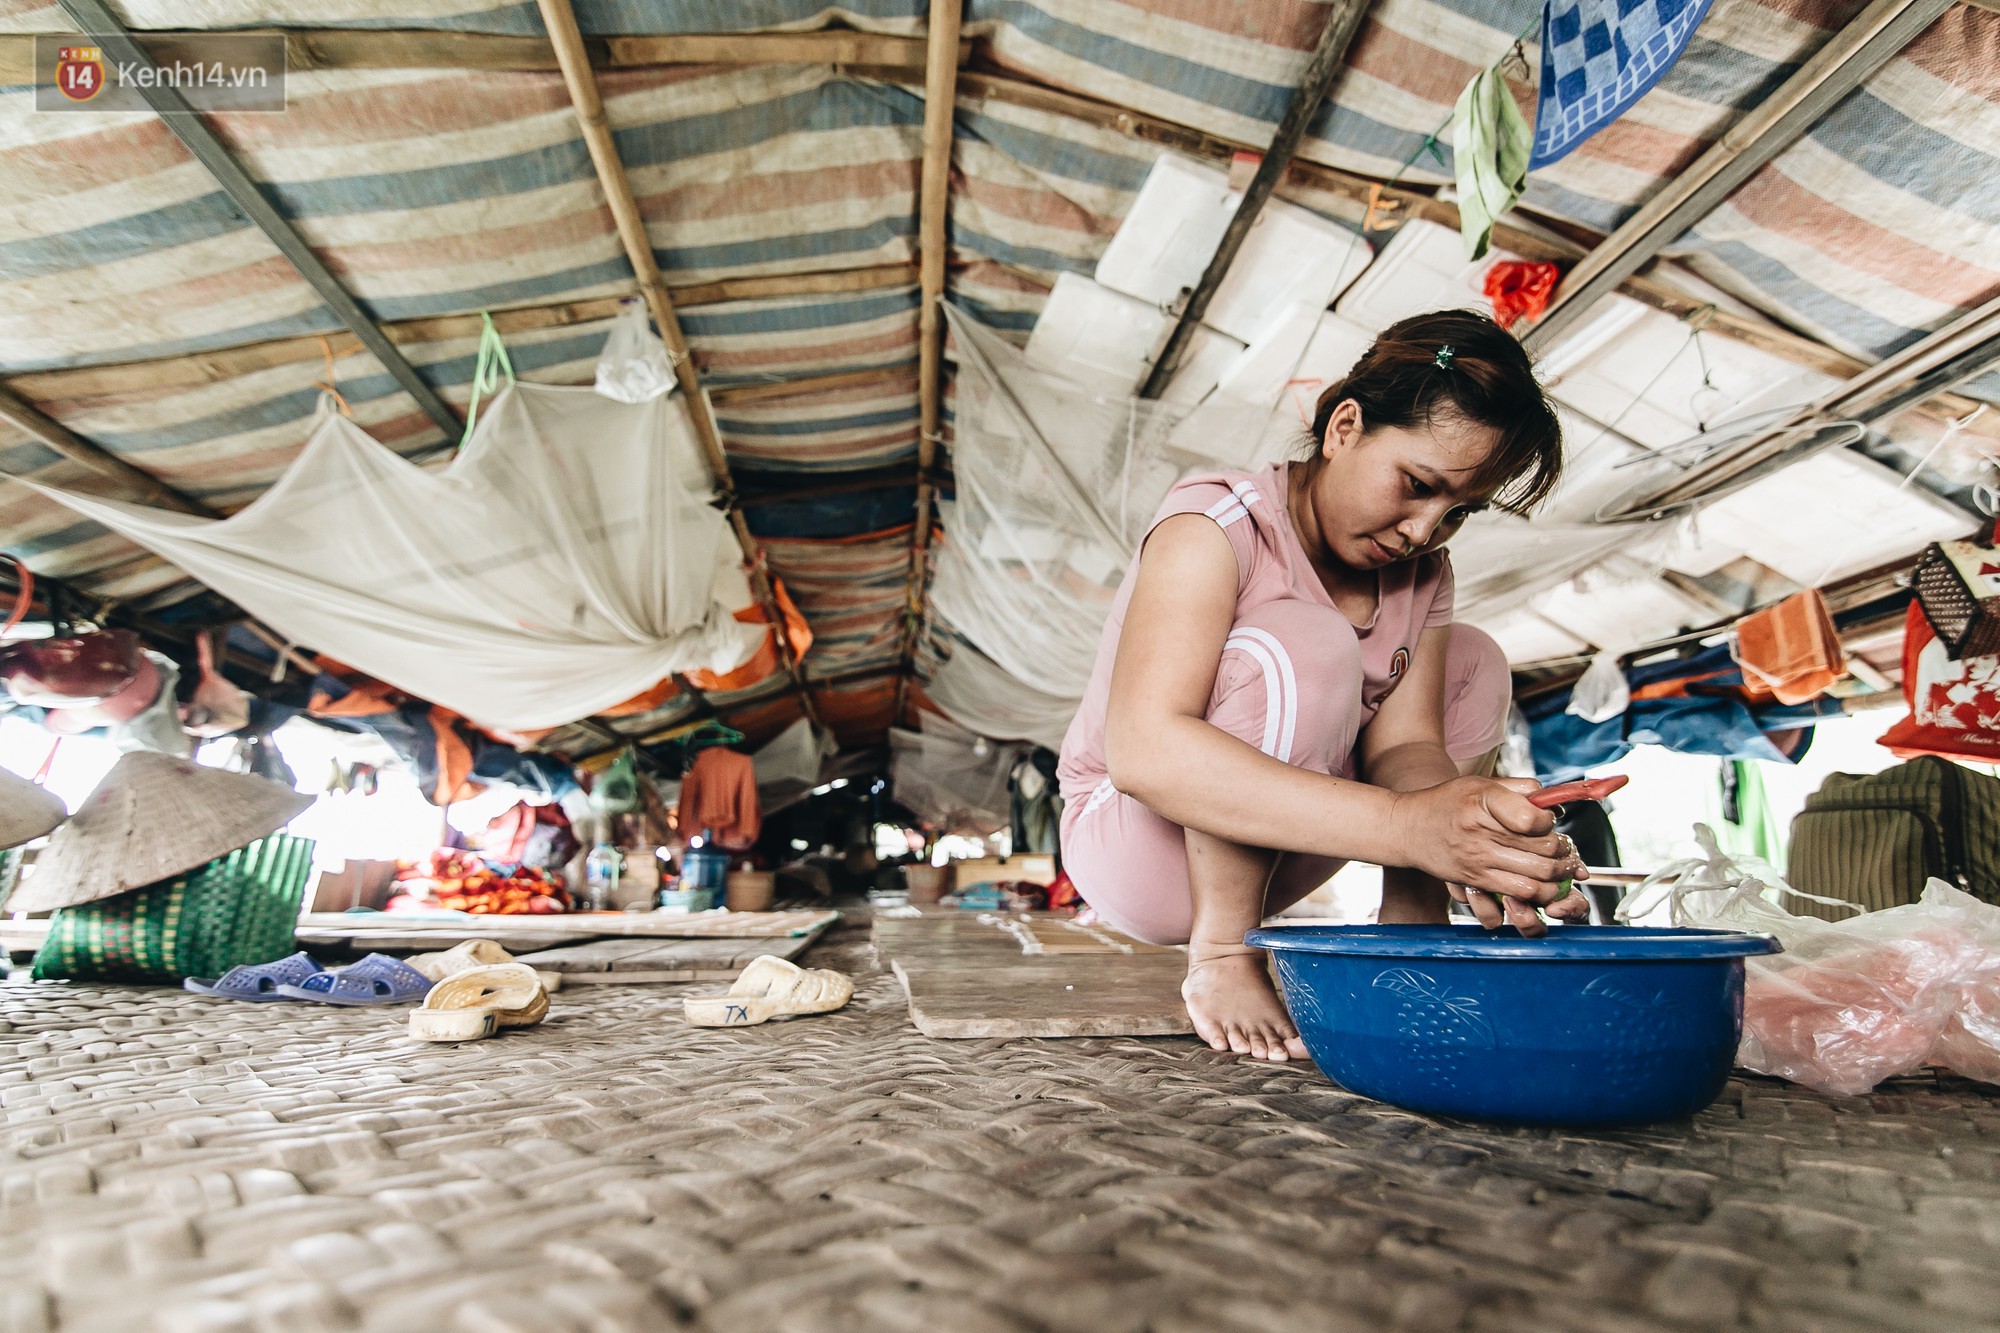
[1056,460,1454,805]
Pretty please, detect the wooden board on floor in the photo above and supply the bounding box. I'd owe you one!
[876,913,1192,1039]
[513,930,822,983]
[293,908,839,953]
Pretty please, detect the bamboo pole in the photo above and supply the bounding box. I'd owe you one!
[535,0,819,726]
[893,0,964,725]
[0,384,213,516]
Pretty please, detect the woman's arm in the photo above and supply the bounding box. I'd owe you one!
[1103,516,1568,898]
[1356,622,1457,796]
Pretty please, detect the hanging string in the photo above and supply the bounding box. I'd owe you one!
[1,553,32,638]
[458,312,516,452]
[313,336,354,418]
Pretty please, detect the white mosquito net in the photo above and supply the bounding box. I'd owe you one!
[927,304,1286,739]
[16,382,762,731]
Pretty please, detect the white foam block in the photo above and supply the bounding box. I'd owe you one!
[1469,608,1591,666]
[1530,574,1712,652]
[1157,324,1249,406]
[1214,300,1323,408]
[1023,272,1166,396]
[1205,198,1373,344]
[1335,217,1503,335]
[1093,154,1236,308]
[1541,295,1841,452]
[1696,449,1974,588]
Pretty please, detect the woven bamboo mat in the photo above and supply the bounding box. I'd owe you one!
[3,914,1998,1332]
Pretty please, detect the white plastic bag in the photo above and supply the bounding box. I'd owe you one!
[594,301,679,404]
[1620,825,2000,1095]
[1565,649,1630,724]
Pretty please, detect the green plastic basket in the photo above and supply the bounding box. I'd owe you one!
[32,834,316,984]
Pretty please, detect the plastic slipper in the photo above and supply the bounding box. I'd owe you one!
[276,952,435,1006]
[408,963,548,1042]
[683,955,853,1028]
[404,939,563,993]
[405,939,513,981]
[184,951,324,1001]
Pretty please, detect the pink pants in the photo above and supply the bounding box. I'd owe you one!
[1060,602,1511,945]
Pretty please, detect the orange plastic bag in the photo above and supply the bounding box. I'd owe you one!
[684,574,812,692]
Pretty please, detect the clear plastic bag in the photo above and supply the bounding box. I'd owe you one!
[1618,825,2000,1095]
[1565,649,1630,723]
[594,301,678,404]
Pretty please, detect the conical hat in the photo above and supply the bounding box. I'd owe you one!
[3,751,312,913]
[0,768,66,849]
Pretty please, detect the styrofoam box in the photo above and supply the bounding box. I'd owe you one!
[1530,573,1713,652]
[1215,299,1325,408]
[1695,448,1975,588]
[1024,272,1168,396]
[1540,294,1841,453]
[1468,608,1592,666]
[1335,218,1504,335]
[1093,154,1236,308]
[1205,198,1373,344]
[1158,322,1249,406]
[1025,272,1244,401]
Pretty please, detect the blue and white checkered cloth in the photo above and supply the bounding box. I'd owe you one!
[1529,0,1717,170]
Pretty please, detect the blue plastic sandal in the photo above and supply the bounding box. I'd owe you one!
[275,953,435,1006]
[184,952,324,1001]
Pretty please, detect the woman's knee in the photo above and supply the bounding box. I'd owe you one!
[1442,622,1511,762]
[1206,601,1362,771]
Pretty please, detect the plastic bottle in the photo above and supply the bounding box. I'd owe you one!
[583,842,624,912]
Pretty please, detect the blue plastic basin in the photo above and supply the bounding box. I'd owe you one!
[1242,924,1782,1126]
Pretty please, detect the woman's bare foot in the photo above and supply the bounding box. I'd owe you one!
[1182,944,1309,1062]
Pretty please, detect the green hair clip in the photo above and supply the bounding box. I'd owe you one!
[1434,344,1456,370]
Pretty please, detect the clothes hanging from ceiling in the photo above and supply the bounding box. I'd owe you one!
[1524,643,1843,782]
[676,746,762,852]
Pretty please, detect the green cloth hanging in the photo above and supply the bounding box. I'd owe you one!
[1710,759,1785,866]
[1452,65,1531,262]
[458,311,516,451]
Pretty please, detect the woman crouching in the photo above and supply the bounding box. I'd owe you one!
[1056,310,1588,1062]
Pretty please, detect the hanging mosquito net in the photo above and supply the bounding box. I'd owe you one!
[926,305,1287,736]
[16,343,761,731]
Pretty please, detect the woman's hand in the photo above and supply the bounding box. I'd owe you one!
[1389,776,1588,935]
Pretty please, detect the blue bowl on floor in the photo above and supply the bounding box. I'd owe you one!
[1243,924,1782,1126]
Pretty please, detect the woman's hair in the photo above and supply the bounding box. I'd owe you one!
[1304,309,1562,515]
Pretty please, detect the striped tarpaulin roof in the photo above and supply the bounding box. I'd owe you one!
[0,0,1995,749]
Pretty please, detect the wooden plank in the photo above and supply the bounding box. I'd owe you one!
[293,909,839,951]
[673,262,917,309]
[709,365,916,407]
[876,914,1192,1039]
[5,267,915,404]
[0,382,213,514]
[513,932,819,982]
